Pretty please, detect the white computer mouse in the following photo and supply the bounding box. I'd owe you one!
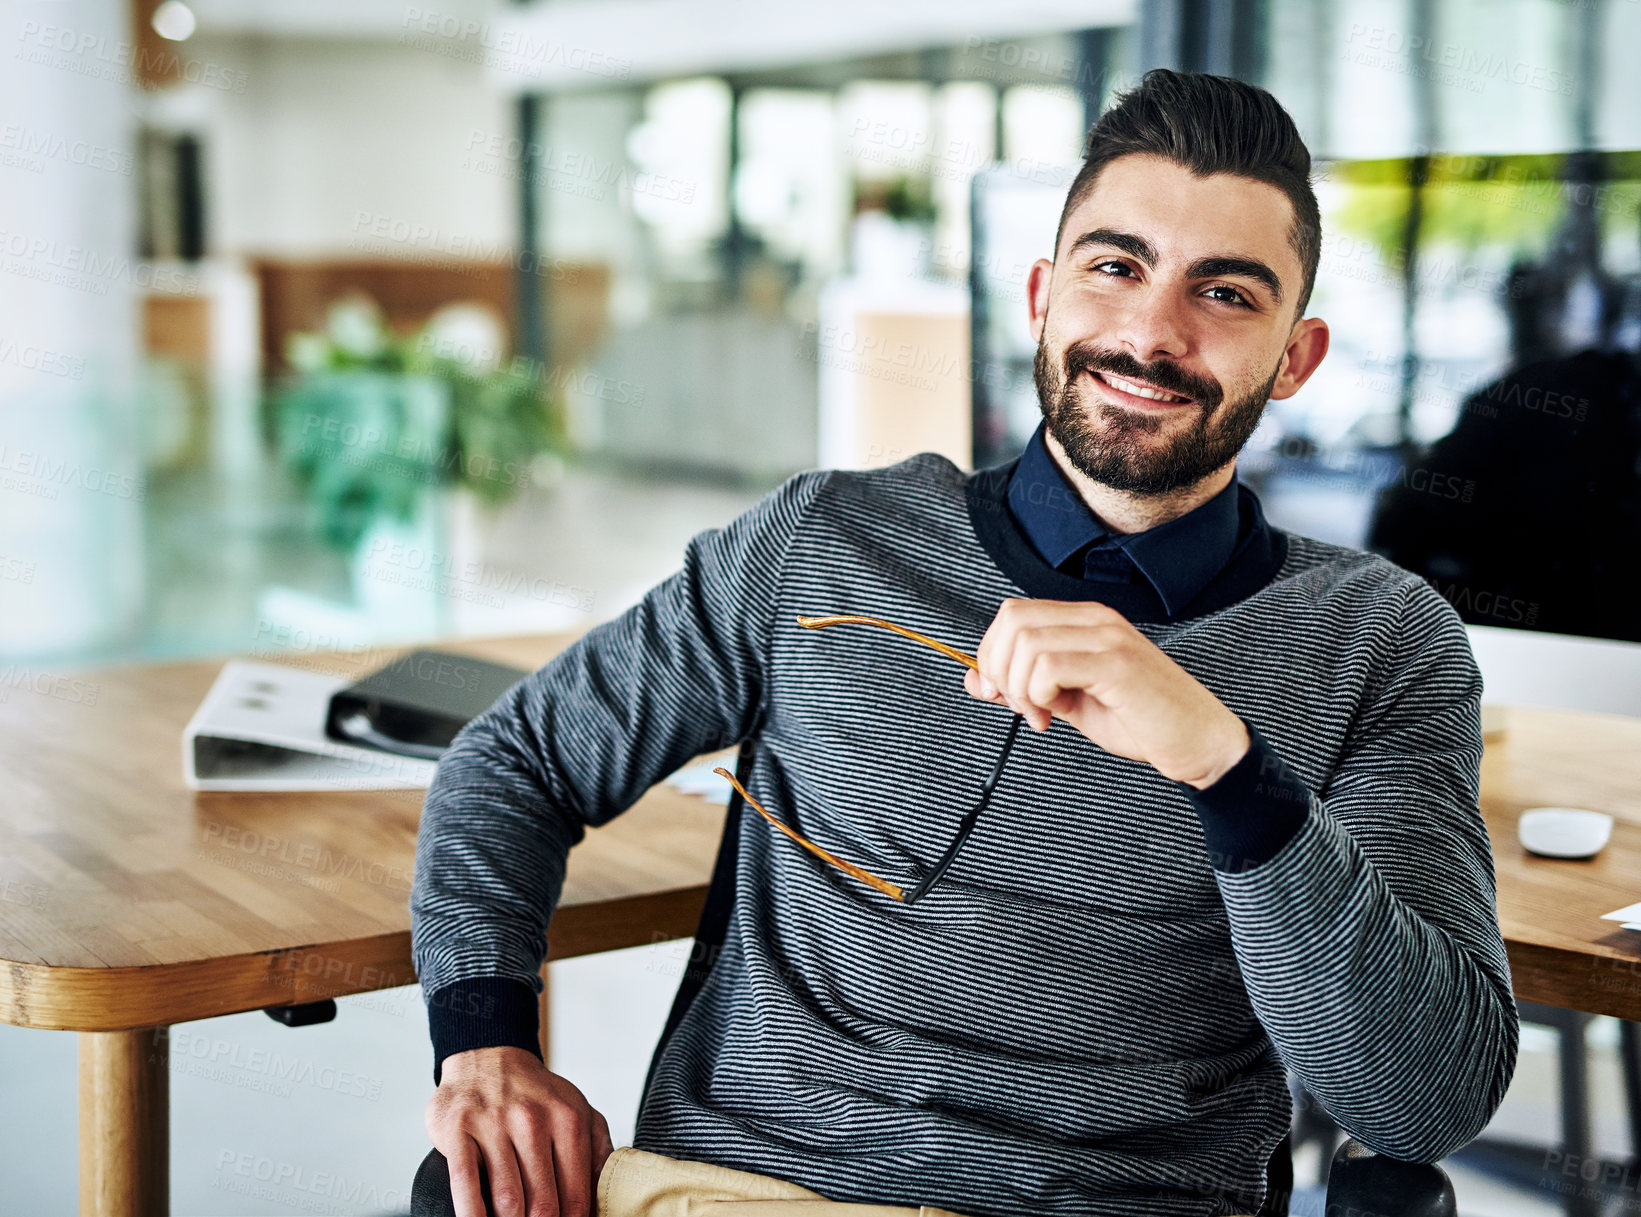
[1518,807,1614,859]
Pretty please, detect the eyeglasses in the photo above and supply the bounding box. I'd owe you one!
[714,614,1024,905]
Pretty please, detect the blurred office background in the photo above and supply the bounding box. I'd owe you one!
[4,0,1641,1213]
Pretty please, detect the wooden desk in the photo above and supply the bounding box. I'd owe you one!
[2,639,1639,1217]
[0,632,729,1217]
[1481,705,1641,1018]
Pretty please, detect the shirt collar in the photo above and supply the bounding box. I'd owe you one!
[1005,421,1245,616]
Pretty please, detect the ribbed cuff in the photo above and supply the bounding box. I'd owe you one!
[1179,717,1313,875]
[427,976,543,1086]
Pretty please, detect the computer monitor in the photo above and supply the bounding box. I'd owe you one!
[969,153,1641,717]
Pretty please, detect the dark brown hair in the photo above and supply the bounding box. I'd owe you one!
[1053,69,1322,319]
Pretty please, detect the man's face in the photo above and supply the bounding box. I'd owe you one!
[1028,153,1325,496]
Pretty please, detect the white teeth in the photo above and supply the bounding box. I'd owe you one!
[1098,372,1187,403]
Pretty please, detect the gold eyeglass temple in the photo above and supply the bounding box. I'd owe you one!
[705,614,986,905]
[794,614,978,671]
[711,766,906,902]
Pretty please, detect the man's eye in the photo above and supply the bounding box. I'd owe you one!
[1204,284,1252,308]
[1090,264,1251,308]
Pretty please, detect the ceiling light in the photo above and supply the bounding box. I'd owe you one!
[151,1,196,42]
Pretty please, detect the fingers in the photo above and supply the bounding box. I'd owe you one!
[426,1051,601,1217]
[966,645,1049,728]
[985,620,1130,728]
[478,1132,529,1217]
[591,1108,615,1183]
[443,1136,489,1217]
[509,1109,560,1217]
[1005,631,1097,730]
[976,599,1122,675]
[963,667,1005,703]
[975,602,1096,722]
[1025,652,1103,718]
[1001,634,1049,731]
[548,1097,595,1217]
[964,668,1050,734]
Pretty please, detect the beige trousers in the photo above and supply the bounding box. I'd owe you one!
[596,1146,1259,1217]
[596,1147,972,1216]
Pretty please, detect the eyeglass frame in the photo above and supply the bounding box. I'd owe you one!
[714,614,1025,905]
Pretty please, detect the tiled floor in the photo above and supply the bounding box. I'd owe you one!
[3,458,1635,1214]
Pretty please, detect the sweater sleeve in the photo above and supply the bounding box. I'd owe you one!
[1177,577,1519,1163]
[409,468,830,1084]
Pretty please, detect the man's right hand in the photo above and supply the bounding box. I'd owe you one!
[426,1045,616,1217]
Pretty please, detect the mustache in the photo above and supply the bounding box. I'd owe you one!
[1064,344,1221,406]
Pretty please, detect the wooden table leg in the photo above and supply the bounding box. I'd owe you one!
[79,1027,168,1217]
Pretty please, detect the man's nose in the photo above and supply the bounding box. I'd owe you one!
[1110,288,1191,363]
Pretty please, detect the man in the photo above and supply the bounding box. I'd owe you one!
[411,69,1519,1217]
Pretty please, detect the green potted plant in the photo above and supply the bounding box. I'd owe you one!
[271,296,568,554]
[882,175,938,225]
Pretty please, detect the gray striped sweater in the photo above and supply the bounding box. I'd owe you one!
[410,452,1519,1217]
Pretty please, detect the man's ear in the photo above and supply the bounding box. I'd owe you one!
[1026,258,1053,344]
[1269,316,1329,401]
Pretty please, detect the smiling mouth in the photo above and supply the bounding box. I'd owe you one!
[1087,369,1195,405]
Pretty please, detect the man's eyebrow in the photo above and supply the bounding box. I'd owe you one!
[1064,228,1285,306]
[1066,227,1157,266]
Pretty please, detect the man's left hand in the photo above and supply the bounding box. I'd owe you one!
[963,598,1251,790]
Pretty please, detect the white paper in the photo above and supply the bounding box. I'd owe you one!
[1602,902,1641,923]
[665,760,734,806]
[182,660,438,791]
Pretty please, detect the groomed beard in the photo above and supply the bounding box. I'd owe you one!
[1032,330,1280,496]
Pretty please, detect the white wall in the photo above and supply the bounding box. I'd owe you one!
[1472,626,1641,720]
[188,34,515,257]
[155,33,523,488]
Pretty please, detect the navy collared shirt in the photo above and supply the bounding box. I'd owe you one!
[999,420,1312,872]
[1005,421,1244,618]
